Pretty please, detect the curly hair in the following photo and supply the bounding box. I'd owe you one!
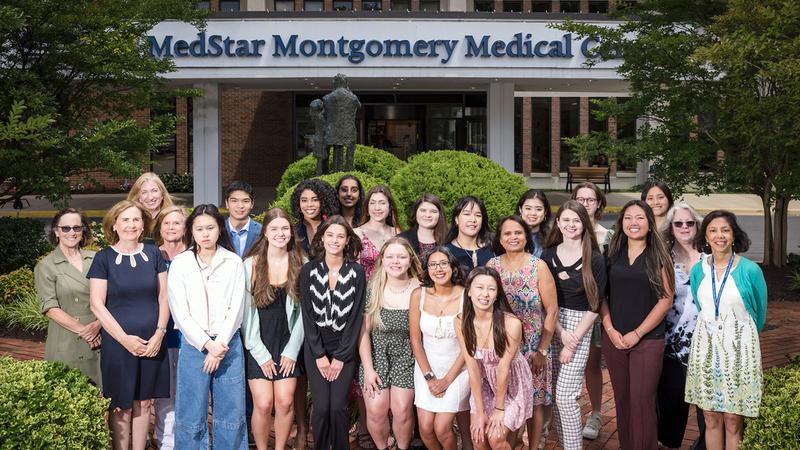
[290,179,340,225]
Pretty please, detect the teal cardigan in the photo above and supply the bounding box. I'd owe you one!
[241,257,304,365]
[690,255,768,331]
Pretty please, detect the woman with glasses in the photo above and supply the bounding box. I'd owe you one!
[569,182,611,440]
[36,208,101,385]
[656,204,706,450]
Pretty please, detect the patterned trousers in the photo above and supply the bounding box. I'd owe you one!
[551,308,593,450]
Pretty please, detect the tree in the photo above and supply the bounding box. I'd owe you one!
[0,1,206,208]
[559,0,800,266]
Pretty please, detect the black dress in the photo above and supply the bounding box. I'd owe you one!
[87,244,170,410]
[245,287,304,380]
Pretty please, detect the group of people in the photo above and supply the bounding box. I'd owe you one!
[34,171,768,450]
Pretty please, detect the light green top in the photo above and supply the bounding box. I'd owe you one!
[34,246,101,385]
[241,257,304,365]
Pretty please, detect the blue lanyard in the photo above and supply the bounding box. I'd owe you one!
[710,253,735,321]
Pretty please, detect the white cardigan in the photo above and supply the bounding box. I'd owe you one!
[167,246,246,351]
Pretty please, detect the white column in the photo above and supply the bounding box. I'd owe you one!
[193,83,223,206]
[487,82,515,172]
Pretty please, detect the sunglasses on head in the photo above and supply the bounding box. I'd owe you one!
[58,225,84,233]
[672,221,696,228]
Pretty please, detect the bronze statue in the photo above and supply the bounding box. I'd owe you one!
[309,99,328,175]
[310,74,361,174]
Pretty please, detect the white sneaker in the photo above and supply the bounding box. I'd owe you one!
[582,411,602,440]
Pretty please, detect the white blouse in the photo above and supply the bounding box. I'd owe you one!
[167,246,246,351]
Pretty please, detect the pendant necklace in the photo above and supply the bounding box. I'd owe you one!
[474,320,492,360]
[456,237,479,268]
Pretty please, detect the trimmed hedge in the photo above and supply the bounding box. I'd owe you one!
[742,360,800,449]
[0,267,35,305]
[275,145,405,198]
[389,150,528,228]
[0,357,110,448]
[261,171,386,225]
[0,217,52,274]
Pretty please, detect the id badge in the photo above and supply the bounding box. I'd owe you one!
[706,320,723,335]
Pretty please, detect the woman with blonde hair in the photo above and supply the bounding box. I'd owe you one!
[88,200,170,450]
[127,172,176,224]
[359,236,423,450]
[242,208,306,450]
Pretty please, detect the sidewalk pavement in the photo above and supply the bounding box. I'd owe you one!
[3,302,799,450]
[1,190,798,218]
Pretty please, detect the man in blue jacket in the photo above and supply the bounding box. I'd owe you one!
[225,180,262,258]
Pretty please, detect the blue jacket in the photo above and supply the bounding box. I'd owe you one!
[690,255,768,331]
[227,218,263,258]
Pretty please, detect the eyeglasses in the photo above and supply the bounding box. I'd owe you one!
[58,225,84,233]
[428,261,450,270]
[575,197,598,205]
[672,221,696,228]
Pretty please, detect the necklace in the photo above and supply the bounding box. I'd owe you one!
[474,320,492,359]
[431,290,462,338]
[386,280,412,294]
[455,238,479,268]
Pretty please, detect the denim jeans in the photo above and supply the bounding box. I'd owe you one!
[175,331,246,450]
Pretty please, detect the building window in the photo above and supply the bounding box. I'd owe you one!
[531,0,549,11]
[474,0,494,11]
[560,0,580,13]
[391,0,409,10]
[560,97,580,172]
[419,0,439,10]
[532,98,551,173]
[363,0,382,10]
[219,0,241,11]
[196,1,211,9]
[514,98,522,172]
[305,0,323,10]
[333,0,353,10]
[504,0,522,12]
[275,0,295,10]
[588,0,608,13]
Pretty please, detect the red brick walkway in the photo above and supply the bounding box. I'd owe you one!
[3,302,799,450]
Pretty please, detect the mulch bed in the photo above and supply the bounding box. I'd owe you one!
[760,264,799,302]
[0,326,46,342]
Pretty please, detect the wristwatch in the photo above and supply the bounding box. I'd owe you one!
[538,348,549,357]
[423,371,435,381]
[157,326,168,334]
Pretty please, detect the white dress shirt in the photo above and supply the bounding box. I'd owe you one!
[167,246,246,351]
[227,217,251,257]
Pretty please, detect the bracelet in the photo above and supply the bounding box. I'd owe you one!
[634,329,642,338]
[157,326,167,334]
[494,407,504,412]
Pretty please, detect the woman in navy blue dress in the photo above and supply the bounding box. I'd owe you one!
[89,200,170,450]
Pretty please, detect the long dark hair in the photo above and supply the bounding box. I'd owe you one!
[290,179,340,225]
[641,180,674,213]
[445,196,492,247]
[358,185,401,230]
[246,208,303,306]
[461,267,518,359]
[607,200,675,298]
[516,189,551,236]
[492,215,534,255]
[419,245,466,288]
[185,204,234,254]
[336,174,364,222]
[408,193,448,245]
[545,201,601,311]
[310,215,363,261]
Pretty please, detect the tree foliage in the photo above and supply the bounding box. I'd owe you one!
[0,0,206,208]
[558,0,800,266]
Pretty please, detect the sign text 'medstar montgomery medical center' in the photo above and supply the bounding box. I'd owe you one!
[149,31,601,64]
[147,20,621,70]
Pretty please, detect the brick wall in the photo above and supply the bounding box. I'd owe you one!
[220,89,294,188]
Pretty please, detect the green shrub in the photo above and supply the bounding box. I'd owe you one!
[0,357,109,448]
[0,217,52,274]
[389,150,528,228]
[275,145,406,198]
[789,268,800,292]
[88,221,108,250]
[0,291,48,332]
[0,267,35,305]
[261,171,387,225]
[742,360,800,449]
[160,172,193,193]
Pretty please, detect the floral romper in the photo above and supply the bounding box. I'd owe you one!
[486,254,553,406]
